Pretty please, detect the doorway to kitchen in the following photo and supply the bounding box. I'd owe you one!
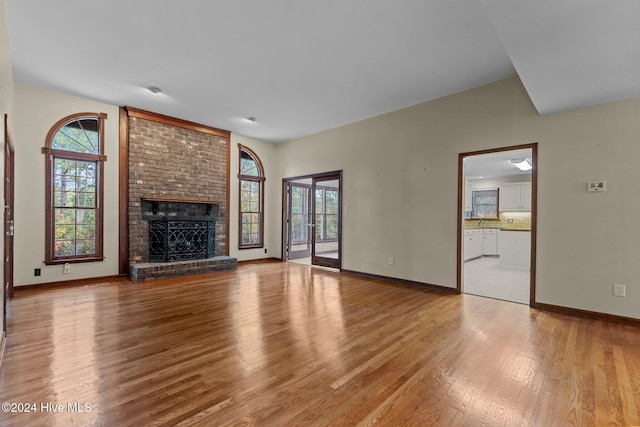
[282,171,342,269]
[457,144,537,306]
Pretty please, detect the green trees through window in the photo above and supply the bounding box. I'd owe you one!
[315,187,339,241]
[53,159,97,256]
[290,185,309,243]
[44,113,106,264]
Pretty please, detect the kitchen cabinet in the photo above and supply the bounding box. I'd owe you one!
[463,229,483,261]
[499,230,530,270]
[482,228,499,255]
[499,183,531,211]
[464,183,473,213]
[464,228,499,261]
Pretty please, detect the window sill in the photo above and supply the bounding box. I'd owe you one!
[44,256,105,266]
[238,245,264,250]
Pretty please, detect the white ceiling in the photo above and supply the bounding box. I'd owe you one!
[482,0,640,115]
[5,1,640,143]
[464,149,532,180]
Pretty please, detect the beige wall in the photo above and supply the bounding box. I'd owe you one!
[14,83,120,285]
[0,0,15,336]
[276,77,640,320]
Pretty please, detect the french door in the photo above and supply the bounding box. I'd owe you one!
[284,171,342,269]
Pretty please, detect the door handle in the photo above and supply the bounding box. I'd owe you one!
[6,219,14,236]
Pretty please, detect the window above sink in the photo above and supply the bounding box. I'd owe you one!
[471,188,499,219]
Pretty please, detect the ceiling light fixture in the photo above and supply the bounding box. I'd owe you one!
[246,117,257,123]
[511,158,532,171]
[147,86,162,94]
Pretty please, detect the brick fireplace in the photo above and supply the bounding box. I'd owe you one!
[125,108,236,282]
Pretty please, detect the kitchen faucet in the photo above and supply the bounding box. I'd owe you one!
[478,218,484,227]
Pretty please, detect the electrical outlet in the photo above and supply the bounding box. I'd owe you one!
[613,284,626,297]
[264,248,267,254]
[388,257,394,265]
[34,268,41,277]
[63,263,71,274]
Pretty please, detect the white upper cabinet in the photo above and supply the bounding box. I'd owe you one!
[520,184,532,211]
[464,182,472,212]
[499,183,532,211]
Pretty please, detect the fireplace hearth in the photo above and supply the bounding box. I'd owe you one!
[129,197,237,282]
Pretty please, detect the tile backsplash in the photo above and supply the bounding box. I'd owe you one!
[465,212,531,230]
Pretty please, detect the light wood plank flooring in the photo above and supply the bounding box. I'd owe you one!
[1,261,639,426]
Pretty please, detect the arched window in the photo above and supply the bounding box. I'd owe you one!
[238,145,264,249]
[43,113,107,264]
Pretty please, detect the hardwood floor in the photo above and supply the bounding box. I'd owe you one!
[1,261,639,426]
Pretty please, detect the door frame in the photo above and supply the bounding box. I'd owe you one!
[457,143,538,307]
[282,170,342,269]
[4,114,15,334]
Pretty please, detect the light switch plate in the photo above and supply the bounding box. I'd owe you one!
[613,284,626,297]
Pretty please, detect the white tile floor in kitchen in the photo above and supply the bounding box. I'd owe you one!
[463,256,530,305]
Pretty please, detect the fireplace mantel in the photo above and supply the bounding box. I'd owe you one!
[142,196,221,204]
[142,196,221,215]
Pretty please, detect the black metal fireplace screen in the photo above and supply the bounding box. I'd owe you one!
[149,220,215,262]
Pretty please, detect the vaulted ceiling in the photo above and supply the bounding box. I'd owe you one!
[5,1,640,143]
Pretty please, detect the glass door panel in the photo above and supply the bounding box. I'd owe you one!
[311,175,341,268]
[288,182,311,260]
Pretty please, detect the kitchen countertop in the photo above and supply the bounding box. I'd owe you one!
[464,227,531,232]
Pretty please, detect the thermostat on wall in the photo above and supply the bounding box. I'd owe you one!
[587,181,606,192]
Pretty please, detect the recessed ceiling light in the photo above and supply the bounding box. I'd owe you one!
[147,86,162,94]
